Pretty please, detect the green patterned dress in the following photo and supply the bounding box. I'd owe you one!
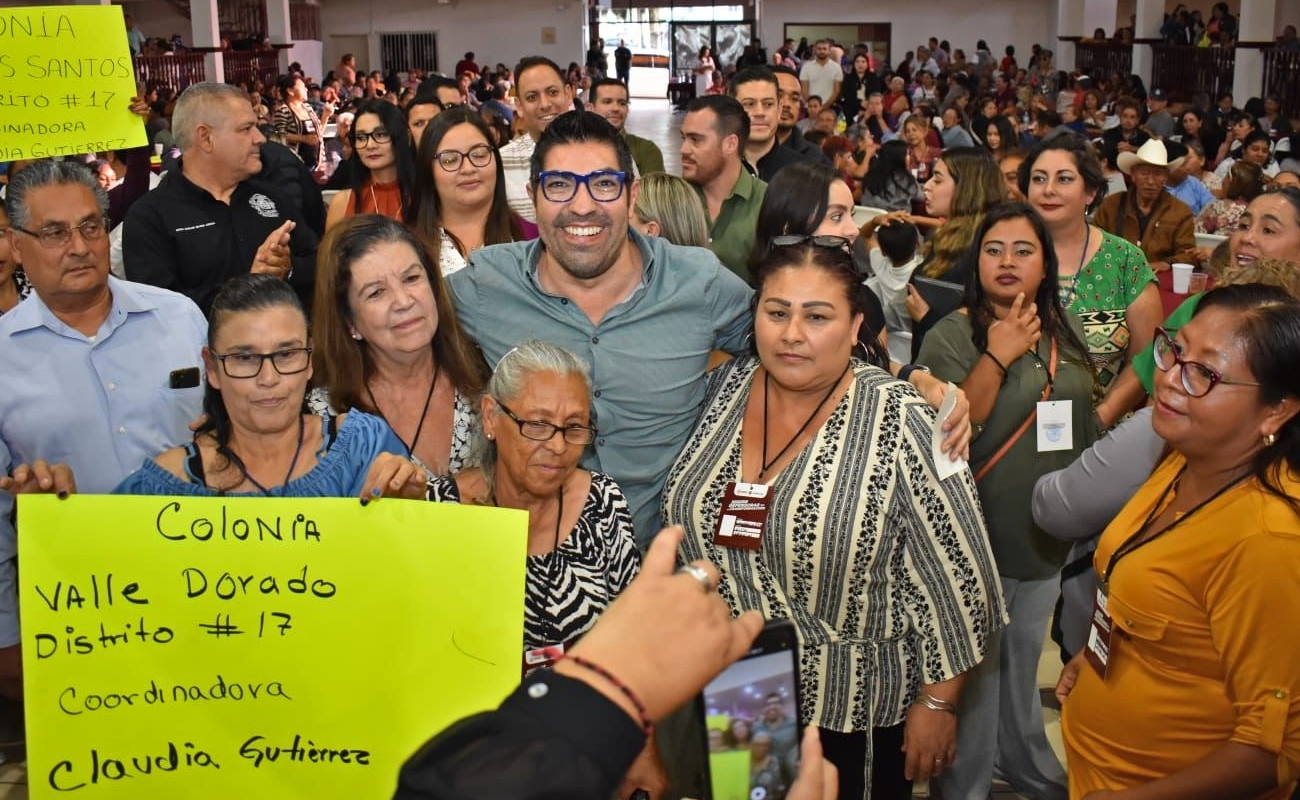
[1059,231,1155,390]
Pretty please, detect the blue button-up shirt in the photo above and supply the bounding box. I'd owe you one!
[448,231,753,544]
[0,277,207,646]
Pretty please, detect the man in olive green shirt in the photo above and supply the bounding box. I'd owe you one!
[587,78,666,177]
[681,95,768,280]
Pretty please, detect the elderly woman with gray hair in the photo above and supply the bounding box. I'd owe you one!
[425,339,640,669]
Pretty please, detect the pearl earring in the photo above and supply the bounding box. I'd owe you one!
[351,332,363,341]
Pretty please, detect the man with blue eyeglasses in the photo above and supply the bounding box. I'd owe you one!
[447,110,752,549]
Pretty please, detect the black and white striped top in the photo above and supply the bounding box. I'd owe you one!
[663,356,1007,735]
[428,471,641,650]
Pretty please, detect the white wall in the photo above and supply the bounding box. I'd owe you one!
[760,0,1054,68]
[319,0,587,77]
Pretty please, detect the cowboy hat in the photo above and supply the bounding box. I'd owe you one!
[1117,139,1185,174]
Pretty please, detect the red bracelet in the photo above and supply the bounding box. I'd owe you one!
[565,654,653,736]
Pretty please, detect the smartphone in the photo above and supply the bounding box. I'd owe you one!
[701,619,801,800]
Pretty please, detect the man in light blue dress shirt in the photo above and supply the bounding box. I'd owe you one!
[0,161,207,693]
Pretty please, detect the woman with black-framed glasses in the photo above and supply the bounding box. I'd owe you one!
[326,99,418,231]
[411,107,536,277]
[426,339,639,670]
[1055,283,1300,799]
[111,274,426,500]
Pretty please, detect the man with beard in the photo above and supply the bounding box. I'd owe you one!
[730,66,815,182]
[446,110,751,545]
[680,95,767,279]
[588,78,665,176]
[771,65,826,161]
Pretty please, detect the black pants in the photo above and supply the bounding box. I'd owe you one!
[617,67,630,85]
[818,724,913,800]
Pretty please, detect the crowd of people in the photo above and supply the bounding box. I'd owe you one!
[2,14,1300,799]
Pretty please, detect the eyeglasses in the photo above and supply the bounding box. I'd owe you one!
[353,128,392,146]
[535,170,628,203]
[769,234,851,250]
[435,144,494,172]
[12,217,109,249]
[1153,328,1261,397]
[214,347,313,379]
[496,401,597,445]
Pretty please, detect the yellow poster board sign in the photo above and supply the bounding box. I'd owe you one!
[0,6,149,160]
[18,495,527,799]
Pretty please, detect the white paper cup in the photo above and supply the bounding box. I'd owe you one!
[153,143,164,156]
[1171,262,1194,293]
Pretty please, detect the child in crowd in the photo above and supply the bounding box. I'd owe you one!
[866,218,923,364]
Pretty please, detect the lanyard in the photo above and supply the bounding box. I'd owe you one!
[758,364,849,480]
[1100,465,1248,591]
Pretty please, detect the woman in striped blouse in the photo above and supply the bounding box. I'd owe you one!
[662,241,1006,799]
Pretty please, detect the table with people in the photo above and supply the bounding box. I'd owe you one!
[3,31,1300,800]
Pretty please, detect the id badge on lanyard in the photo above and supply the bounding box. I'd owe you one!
[712,481,772,551]
[1084,586,1113,679]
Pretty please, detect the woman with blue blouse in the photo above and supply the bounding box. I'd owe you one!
[117,274,424,499]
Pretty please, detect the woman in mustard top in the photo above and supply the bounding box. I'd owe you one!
[1056,284,1300,799]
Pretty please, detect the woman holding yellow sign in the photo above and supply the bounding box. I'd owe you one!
[5,274,424,501]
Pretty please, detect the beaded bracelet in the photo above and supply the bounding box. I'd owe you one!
[566,654,654,736]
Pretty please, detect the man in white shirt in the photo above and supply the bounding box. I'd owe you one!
[799,40,842,112]
[909,46,941,78]
[500,56,574,222]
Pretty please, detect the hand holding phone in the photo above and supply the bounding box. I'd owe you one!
[702,620,801,800]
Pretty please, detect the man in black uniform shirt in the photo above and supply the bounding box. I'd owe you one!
[123,82,318,315]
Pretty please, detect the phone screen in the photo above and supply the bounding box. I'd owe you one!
[702,648,800,800]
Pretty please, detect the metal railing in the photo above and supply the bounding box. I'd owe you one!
[133,52,210,92]
[223,50,281,89]
[1151,44,1235,104]
[1263,48,1300,118]
[1074,42,1132,80]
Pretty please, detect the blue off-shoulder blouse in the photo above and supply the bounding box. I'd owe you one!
[114,411,407,498]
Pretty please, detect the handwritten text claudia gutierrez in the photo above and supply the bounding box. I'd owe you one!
[48,733,373,791]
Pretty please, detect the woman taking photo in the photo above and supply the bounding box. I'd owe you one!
[1018,132,1162,429]
[662,240,1004,799]
[273,74,330,177]
[410,107,533,277]
[326,99,417,229]
[918,203,1097,799]
[1057,284,1300,799]
[311,215,490,478]
[117,274,424,499]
